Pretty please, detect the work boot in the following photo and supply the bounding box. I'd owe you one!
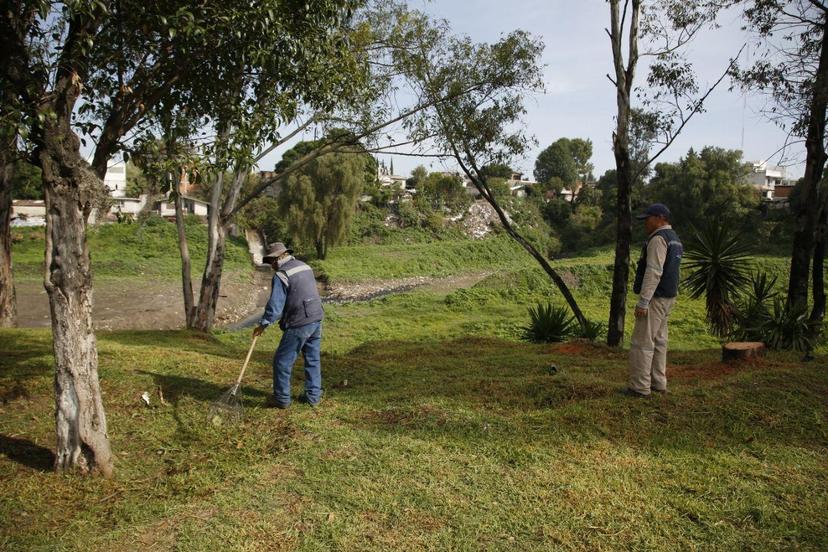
[297,392,320,407]
[620,387,650,398]
[264,396,289,409]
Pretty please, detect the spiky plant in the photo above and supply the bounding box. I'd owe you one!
[732,271,778,342]
[522,303,576,343]
[683,224,752,337]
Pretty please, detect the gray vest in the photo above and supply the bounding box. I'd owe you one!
[633,227,683,298]
[277,258,324,330]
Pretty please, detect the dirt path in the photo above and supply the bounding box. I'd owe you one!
[323,271,493,303]
[14,270,491,331]
[14,270,273,331]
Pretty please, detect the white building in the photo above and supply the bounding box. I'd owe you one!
[747,161,786,200]
[103,160,128,198]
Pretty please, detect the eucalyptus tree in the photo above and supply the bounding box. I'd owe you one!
[388,14,590,329]
[604,0,739,346]
[731,0,828,324]
[1,0,360,476]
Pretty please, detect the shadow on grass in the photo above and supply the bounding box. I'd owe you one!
[101,330,247,362]
[0,434,54,472]
[326,337,828,453]
[137,370,269,405]
[0,330,54,382]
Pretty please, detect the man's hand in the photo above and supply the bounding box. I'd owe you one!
[253,325,266,337]
[634,306,648,319]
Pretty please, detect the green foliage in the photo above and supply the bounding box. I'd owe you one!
[10,219,250,281]
[732,272,779,342]
[684,224,753,337]
[732,272,817,352]
[578,319,605,341]
[485,177,511,201]
[522,303,576,343]
[9,160,42,200]
[646,147,760,232]
[416,172,470,212]
[761,298,816,352]
[535,140,577,186]
[480,163,513,179]
[278,149,369,259]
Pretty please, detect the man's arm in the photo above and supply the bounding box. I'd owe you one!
[254,273,288,335]
[635,235,668,313]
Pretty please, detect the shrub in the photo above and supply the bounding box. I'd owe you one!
[522,303,576,343]
[761,298,816,352]
[683,223,752,337]
[578,319,605,341]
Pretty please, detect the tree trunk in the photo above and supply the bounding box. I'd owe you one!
[607,148,633,346]
[0,136,16,327]
[606,0,640,347]
[473,177,589,330]
[190,163,247,331]
[37,126,113,477]
[174,189,196,327]
[788,15,828,312]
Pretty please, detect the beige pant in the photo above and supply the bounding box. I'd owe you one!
[629,297,676,395]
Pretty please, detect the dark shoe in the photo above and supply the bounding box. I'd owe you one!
[620,388,650,398]
[652,388,667,394]
[297,393,320,407]
[264,396,290,409]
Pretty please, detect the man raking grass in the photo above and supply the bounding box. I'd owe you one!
[253,242,324,408]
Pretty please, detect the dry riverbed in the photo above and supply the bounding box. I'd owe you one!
[13,270,492,331]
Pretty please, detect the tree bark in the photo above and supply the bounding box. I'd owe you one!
[0,135,17,327]
[788,15,828,312]
[190,163,247,331]
[606,0,640,347]
[37,122,113,477]
[174,185,196,327]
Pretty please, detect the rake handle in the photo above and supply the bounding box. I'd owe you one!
[234,335,259,388]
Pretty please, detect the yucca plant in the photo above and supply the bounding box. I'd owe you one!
[731,271,778,342]
[683,223,753,337]
[522,303,576,343]
[762,298,816,352]
[578,319,605,341]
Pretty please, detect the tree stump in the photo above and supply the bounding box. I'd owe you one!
[722,342,766,362]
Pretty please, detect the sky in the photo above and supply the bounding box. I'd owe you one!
[258,1,803,182]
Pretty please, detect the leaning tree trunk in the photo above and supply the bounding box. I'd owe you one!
[0,138,16,327]
[788,15,828,312]
[37,123,113,477]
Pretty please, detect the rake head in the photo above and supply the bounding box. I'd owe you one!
[208,383,243,426]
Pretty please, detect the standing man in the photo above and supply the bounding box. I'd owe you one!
[253,242,324,408]
[626,203,683,397]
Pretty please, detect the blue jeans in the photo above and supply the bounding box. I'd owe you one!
[272,321,322,406]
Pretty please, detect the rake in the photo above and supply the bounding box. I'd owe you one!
[208,335,258,426]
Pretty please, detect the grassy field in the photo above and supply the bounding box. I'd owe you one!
[3,221,825,550]
[1,330,825,550]
[10,218,251,282]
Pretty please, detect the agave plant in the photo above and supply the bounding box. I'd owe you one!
[683,223,753,337]
[578,319,605,341]
[731,272,778,342]
[762,298,816,352]
[522,303,576,343]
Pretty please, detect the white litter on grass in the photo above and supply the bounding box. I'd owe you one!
[141,391,150,406]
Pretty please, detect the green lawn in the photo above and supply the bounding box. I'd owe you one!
[1,330,825,550]
[4,222,824,550]
[10,218,251,282]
